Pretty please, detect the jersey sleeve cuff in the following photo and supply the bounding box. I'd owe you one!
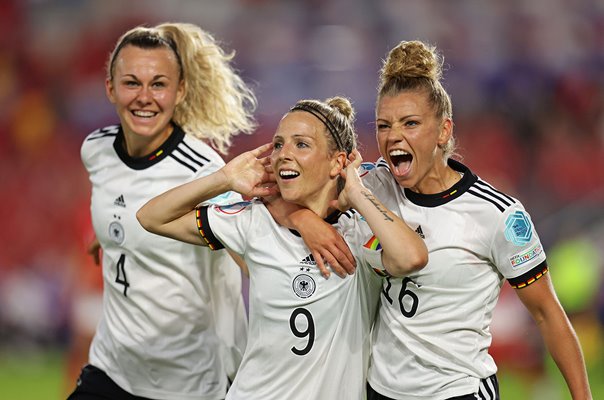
[195,206,224,250]
[507,261,548,289]
[362,236,390,277]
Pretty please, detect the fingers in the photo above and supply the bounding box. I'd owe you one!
[312,250,331,279]
[334,241,356,274]
[323,243,356,276]
[251,185,280,198]
[87,238,101,266]
[321,253,347,279]
[348,149,363,164]
[251,142,273,158]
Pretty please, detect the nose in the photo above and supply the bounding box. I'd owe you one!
[135,85,152,104]
[274,142,294,163]
[387,122,406,144]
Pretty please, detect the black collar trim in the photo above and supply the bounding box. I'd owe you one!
[289,209,342,237]
[404,159,478,207]
[113,124,186,170]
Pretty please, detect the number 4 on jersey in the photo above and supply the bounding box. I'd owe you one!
[115,253,130,297]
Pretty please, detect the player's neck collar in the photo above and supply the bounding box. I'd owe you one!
[403,159,477,207]
[113,123,185,170]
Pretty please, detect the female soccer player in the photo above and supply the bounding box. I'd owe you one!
[68,23,255,400]
[290,40,593,400]
[137,96,428,400]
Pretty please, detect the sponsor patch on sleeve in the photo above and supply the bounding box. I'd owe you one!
[509,243,543,269]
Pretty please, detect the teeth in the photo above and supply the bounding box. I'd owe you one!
[389,149,409,157]
[279,170,299,177]
[133,110,156,117]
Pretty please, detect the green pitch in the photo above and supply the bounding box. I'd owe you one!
[0,349,602,400]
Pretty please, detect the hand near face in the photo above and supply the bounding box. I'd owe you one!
[332,149,365,211]
[222,143,279,198]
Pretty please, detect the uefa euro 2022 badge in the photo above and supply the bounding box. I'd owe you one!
[504,211,532,246]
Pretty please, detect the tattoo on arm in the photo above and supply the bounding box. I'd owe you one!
[361,190,393,222]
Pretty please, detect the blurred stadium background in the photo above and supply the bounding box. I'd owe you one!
[0,0,602,399]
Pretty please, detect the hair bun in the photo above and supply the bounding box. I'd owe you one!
[382,40,442,82]
[326,96,355,120]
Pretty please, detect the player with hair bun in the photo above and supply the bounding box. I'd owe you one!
[290,40,593,400]
[137,95,428,400]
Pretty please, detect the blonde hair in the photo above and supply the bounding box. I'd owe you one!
[107,22,257,154]
[378,40,456,159]
[290,96,357,155]
[290,96,357,193]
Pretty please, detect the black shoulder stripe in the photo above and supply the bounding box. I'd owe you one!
[181,141,211,163]
[376,160,389,169]
[467,189,505,212]
[508,261,548,289]
[475,180,515,204]
[170,154,197,173]
[471,182,513,208]
[341,209,357,219]
[86,125,120,141]
[175,146,205,168]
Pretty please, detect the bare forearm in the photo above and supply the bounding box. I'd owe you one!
[519,277,592,399]
[537,314,592,399]
[137,170,230,234]
[348,188,427,276]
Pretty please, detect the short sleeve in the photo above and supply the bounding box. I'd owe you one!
[490,203,548,288]
[196,200,254,255]
[338,211,388,277]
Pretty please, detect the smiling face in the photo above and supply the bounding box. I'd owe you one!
[105,44,185,157]
[270,111,345,217]
[376,90,452,194]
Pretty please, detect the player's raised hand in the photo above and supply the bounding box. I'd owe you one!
[332,149,365,211]
[222,143,278,198]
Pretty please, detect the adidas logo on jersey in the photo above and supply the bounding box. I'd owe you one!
[114,195,126,208]
[300,253,316,265]
[415,225,425,239]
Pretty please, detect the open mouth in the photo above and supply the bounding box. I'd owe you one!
[279,169,300,180]
[132,110,157,118]
[389,149,412,175]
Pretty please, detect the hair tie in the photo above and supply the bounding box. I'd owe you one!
[290,104,344,151]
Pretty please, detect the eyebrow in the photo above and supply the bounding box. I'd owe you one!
[121,74,170,80]
[376,114,420,122]
[274,134,315,141]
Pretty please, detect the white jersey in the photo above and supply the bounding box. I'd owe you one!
[362,159,548,400]
[196,200,384,400]
[81,124,248,400]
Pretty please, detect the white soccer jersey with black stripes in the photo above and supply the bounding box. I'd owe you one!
[361,158,547,400]
[81,124,248,400]
[196,199,384,400]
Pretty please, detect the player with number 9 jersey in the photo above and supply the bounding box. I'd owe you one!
[199,200,382,399]
[136,96,428,400]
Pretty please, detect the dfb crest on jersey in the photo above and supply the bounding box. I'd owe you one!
[504,211,532,246]
[292,273,316,299]
[109,221,125,244]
